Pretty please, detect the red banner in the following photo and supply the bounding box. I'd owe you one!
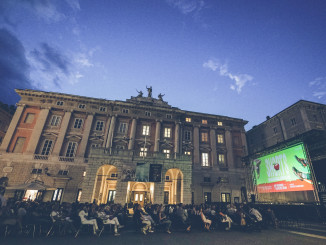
[257,179,314,193]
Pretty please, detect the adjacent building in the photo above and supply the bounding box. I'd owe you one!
[0,89,248,205]
[246,100,326,204]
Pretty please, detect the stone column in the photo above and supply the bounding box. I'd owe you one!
[154,182,164,204]
[225,128,234,168]
[278,116,288,140]
[128,118,137,150]
[210,128,217,166]
[240,130,248,155]
[26,108,50,154]
[77,113,94,157]
[0,104,25,152]
[106,115,116,149]
[80,162,99,203]
[52,111,72,156]
[102,117,111,147]
[154,121,161,152]
[193,126,200,165]
[174,123,180,155]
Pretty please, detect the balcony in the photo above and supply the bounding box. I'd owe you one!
[34,154,49,160]
[59,156,75,162]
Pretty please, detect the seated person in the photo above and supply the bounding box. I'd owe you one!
[219,209,232,231]
[78,205,99,235]
[97,206,123,236]
[133,204,152,235]
[158,205,172,234]
[199,207,212,231]
[176,203,191,232]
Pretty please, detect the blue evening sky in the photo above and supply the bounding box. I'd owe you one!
[0,0,326,130]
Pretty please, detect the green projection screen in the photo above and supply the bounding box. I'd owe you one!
[252,143,314,193]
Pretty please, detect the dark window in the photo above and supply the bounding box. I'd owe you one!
[74,118,83,129]
[41,140,53,155]
[203,177,211,182]
[273,127,277,134]
[164,191,169,204]
[290,118,296,126]
[31,168,42,174]
[184,130,191,141]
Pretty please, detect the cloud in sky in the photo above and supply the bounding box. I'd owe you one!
[166,0,205,15]
[0,28,33,104]
[203,59,253,93]
[309,77,326,99]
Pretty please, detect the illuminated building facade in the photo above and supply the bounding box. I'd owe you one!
[0,89,248,205]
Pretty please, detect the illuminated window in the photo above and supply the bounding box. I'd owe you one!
[201,132,208,142]
[139,194,143,201]
[78,104,86,109]
[24,190,39,201]
[108,190,116,202]
[221,193,231,203]
[164,128,171,138]
[184,130,191,141]
[52,188,64,202]
[65,142,77,157]
[41,139,53,155]
[217,134,224,144]
[204,192,211,204]
[83,171,86,177]
[140,147,148,157]
[202,119,207,124]
[142,125,150,136]
[184,151,191,155]
[119,122,128,133]
[217,121,223,126]
[24,113,35,124]
[95,121,104,131]
[76,189,82,202]
[73,118,83,129]
[219,154,225,165]
[202,153,209,166]
[135,194,139,201]
[50,115,61,126]
[163,149,170,159]
[185,117,191,122]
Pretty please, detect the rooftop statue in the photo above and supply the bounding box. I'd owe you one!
[136,89,143,97]
[146,86,152,98]
[158,93,165,101]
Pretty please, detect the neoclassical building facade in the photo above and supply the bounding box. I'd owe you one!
[0,89,248,205]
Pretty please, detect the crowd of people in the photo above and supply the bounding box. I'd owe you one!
[0,194,279,238]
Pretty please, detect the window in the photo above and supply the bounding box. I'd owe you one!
[13,137,26,153]
[142,125,150,136]
[185,117,191,122]
[204,192,211,204]
[203,177,211,182]
[290,118,296,126]
[184,151,191,155]
[140,147,147,157]
[83,171,86,177]
[164,191,169,204]
[50,115,61,126]
[65,142,77,157]
[31,168,42,174]
[217,121,223,126]
[107,190,116,203]
[122,108,129,113]
[41,139,53,155]
[119,122,128,134]
[221,193,231,203]
[116,145,125,150]
[164,128,171,138]
[202,153,209,166]
[201,132,208,142]
[202,119,207,124]
[217,134,224,144]
[24,113,35,124]
[166,114,172,119]
[184,130,191,141]
[78,104,86,109]
[99,106,106,112]
[163,149,171,159]
[165,175,170,181]
[56,101,64,106]
[219,154,225,165]
[273,127,277,134]
[110,173,118,178]
[145,111,151,117]
[52,188,64,202]
[91,144,99,148]
[76,189,82,202]
[58,170,69,175]
[73,118,83,129]
[95,121,104,131]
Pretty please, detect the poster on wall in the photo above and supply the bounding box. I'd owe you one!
[121,167,136,182]
[149,164,162,182]
[135,162,149,182]
[252,143,315,193]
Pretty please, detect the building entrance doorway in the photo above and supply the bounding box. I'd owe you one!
[132,191,146,207]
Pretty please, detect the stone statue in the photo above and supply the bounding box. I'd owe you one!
[146,86,152,98]
[136,89,143,97]
[158,93,165,101]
